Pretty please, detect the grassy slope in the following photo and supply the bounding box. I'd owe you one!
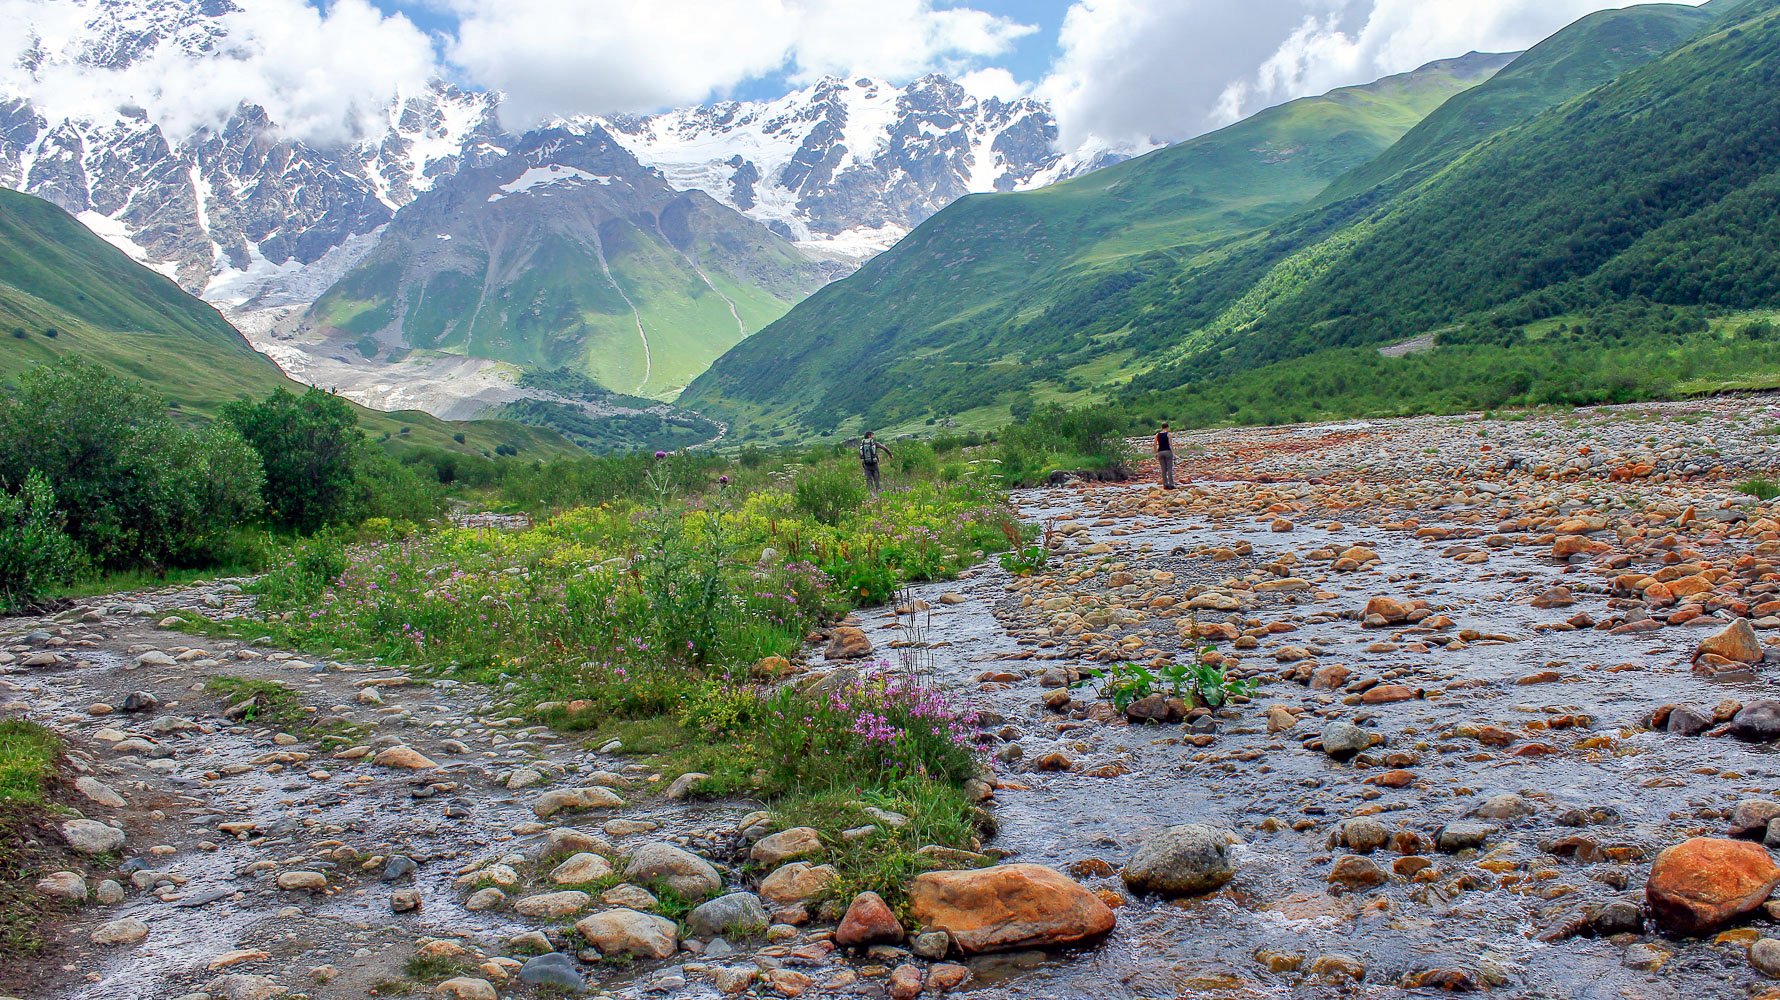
[1118,0,1780,426]
[0,189,574,458]
[1174,0,1780,374]
[1315,4,1712,205]
[680,54,1511,438]
[310,185,820,402]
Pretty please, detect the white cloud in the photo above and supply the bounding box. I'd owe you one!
[957,67,1030,102]
[1,0,439,144]
[1042,0,1707,153]
[440,0,1036,127]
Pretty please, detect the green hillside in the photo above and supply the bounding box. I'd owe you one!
[1314,4,1711,206]
[1131,0,1780,401]
[0,188,573,458]
[679,54,1514,438]
[308,138,826,402]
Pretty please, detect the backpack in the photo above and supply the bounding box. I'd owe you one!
[859,439,879,463]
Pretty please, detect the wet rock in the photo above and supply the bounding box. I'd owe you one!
[1751,938,1780,978]
[520,952,584,991]
[36,871,87,902]
[910,864,1114,954]
[1308,953,1366,983]
[574,908,678,959]
[1122,824,1239,897]
[1666,706,1714,736]
[1731,801,1780,839]
[759,862,837,905]
[276,871,327,892]
[391,888,421,912]
[90,917,149,945]
[1590,899,1644,937]
[533,786,625,818]
[929,962,969,993]
[1473,794,1534,820]
[1729,701,1780,742]
[60,818,125,854]
[1436,822,1496,853]
[372,745,437,770]
[751,827,823,866]
[1328,855,1386,893]
[1329,817,1389,854]
[95,879,125,904]
[1697,619,1763,665]
[434,978,497,1000]
[514,891,591,919]
[686,892,769,939]
[836,891,905,947]
[825,627,874,660]
[1321,721,1375,761]
[665,772,709,799]
[550,853,614,884]
[1646,837,1780,936]
[623,842,722,899]
[888,963,923,1000]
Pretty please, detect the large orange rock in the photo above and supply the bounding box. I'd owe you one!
[1646,838,1780,936]
[1697,619,1763,665]
[909,864,1115,954]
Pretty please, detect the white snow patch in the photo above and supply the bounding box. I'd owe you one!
[795,222,910,262]
[204,226,385,312]
[75,210,179,279]
[487,164,612,201]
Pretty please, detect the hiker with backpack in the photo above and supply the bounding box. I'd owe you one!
[859,431,893,493]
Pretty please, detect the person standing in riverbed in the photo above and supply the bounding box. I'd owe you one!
[1155,422,1177,490]
[859,431,893,493]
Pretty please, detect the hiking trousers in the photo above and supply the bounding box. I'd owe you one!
[1158,450,1176,489]
[863,461,881,492]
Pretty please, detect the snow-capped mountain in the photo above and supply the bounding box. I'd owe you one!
[0,0,1116,330]
[596,74,1111,262]
[1,0,506,314]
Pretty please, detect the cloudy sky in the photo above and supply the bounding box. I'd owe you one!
[5,0,1706,152]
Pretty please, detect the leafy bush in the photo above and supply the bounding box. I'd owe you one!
[998,403,1133,486]
[0,357,264,570]
[220,388,364,532]
[793,463,867,526]
[0,472,84,612]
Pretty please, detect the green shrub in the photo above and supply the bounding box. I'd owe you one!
[998,403,1133,486]
[793,463,867,526]
[0,472,84,612]
[0,357,264,570]
[220,388,365,532]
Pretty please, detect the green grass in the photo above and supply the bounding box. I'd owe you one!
[1740,478,1780,501]
[201,676,363,743]
[0,719,63,959]
[0,721,58,808]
